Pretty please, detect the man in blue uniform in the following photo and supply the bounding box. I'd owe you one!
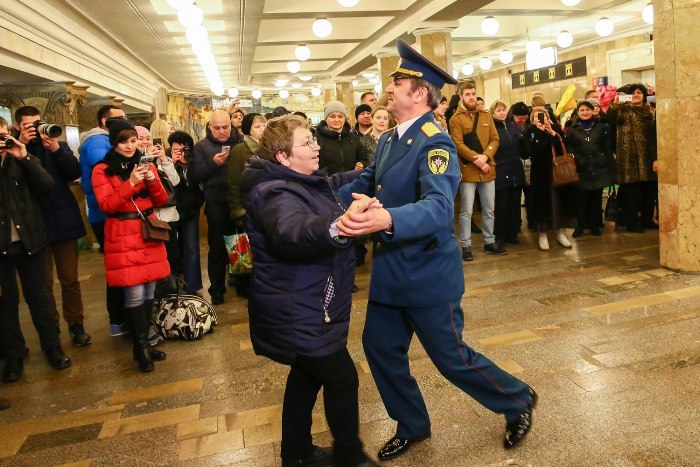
[337,40,537,461]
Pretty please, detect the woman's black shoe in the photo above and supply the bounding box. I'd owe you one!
[2,359,24,383]
[281,445,332,467]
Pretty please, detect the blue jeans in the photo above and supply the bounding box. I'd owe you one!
[177,214,203,293]
[123,282,156,308]
[458,180,495,248]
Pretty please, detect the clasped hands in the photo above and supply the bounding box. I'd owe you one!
[337,193,392,237]
[472,153,491,174]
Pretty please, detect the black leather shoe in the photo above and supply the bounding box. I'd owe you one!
[572,228,583,238]
[2,359,24,383]
[591,227,602,236]
[148,345,167,361]
[484,242,507,255]
[462,247,473,261]
[211,295,224,305]
[504,387,538,449]
[378,431,431,461]
[281,445,332,467]
[352,283,360,293]
[45,347,72,370]
[69,324,92,347]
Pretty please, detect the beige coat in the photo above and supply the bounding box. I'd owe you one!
[448,102,499,182]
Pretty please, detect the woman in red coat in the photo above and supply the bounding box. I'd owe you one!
[92,118,170,372]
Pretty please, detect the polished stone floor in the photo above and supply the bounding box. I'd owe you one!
[1,224,699,466]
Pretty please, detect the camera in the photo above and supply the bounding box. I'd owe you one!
[183,146,192,162]
[0,135,14,149]
[33,120,63,138]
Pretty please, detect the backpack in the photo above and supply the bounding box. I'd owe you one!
[153,280,217,340]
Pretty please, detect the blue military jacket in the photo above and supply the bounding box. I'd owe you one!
[338,111,465,307]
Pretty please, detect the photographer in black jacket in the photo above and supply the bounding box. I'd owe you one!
[168,130,204,295]
[14,106,90,347]
[0,116,72,383]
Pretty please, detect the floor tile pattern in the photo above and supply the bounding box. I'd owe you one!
[0,227,698,466]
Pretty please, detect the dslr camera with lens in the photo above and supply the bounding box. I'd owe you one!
[33,120,63,138]
[0,135,14,149]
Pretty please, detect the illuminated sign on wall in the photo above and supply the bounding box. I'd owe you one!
[512,57,587,89]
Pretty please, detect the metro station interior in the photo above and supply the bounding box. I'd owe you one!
[0,0,698,465]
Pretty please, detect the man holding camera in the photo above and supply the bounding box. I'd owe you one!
[0,116,72,382]
[189,109,239,305]
[14,106,90,347]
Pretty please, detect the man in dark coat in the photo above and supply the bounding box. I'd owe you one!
[189,109,240,304]
[1,116,72,383]
[336,40,537,460]
[15,106,90,347]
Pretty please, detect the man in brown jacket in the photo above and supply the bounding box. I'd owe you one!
[448,81,506,261]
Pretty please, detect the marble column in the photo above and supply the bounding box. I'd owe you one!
[412,26,457,99]
[61,81,90,126]
[375,50,400,95]
[334,81,355,124]
[655,0,700,272]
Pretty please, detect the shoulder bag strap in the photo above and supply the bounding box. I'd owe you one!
[130,197,147,221]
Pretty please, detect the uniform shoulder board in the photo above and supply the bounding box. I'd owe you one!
[421,121,441,137]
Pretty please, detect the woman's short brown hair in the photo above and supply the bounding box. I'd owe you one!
[114,129,138,145]
[258,115,309,164]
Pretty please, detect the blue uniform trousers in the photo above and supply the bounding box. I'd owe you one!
[363,299,531,439]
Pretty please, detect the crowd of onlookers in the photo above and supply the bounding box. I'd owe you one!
[0,79,657,391]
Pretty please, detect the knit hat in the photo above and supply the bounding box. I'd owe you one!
[135,126,150,139]
[586,98,601,107]
[241,113,261,136]
[324,101,347,119]
[354,104,372,120]
[106,117,135,146]
[511,101,529,116]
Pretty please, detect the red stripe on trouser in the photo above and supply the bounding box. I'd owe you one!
[448,303,528,411]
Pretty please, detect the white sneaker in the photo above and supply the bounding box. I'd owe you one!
[538,233,550,251]
[557,229,572,248]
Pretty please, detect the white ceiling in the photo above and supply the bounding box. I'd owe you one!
[58,0,654,96]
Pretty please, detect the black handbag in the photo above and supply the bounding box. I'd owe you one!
[462,112,484,160]
[157,168,177,207]
[604,185,619,222]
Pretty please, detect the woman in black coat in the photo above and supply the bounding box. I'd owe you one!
[316,101,369,175]
[490,100,526,245]
[241,115,376,467]
[566,100,615,237]
[522,108,577,251]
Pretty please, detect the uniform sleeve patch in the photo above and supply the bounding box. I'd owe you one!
[421,122,441,137]
[427,148,449,174]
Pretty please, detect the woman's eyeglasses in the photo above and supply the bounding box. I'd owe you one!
[293,138,318,149]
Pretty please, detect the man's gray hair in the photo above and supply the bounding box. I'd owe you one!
[410,78,442,110]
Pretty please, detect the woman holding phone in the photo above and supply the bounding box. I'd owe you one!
[92,118,170,372]
[522,108,577,250]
